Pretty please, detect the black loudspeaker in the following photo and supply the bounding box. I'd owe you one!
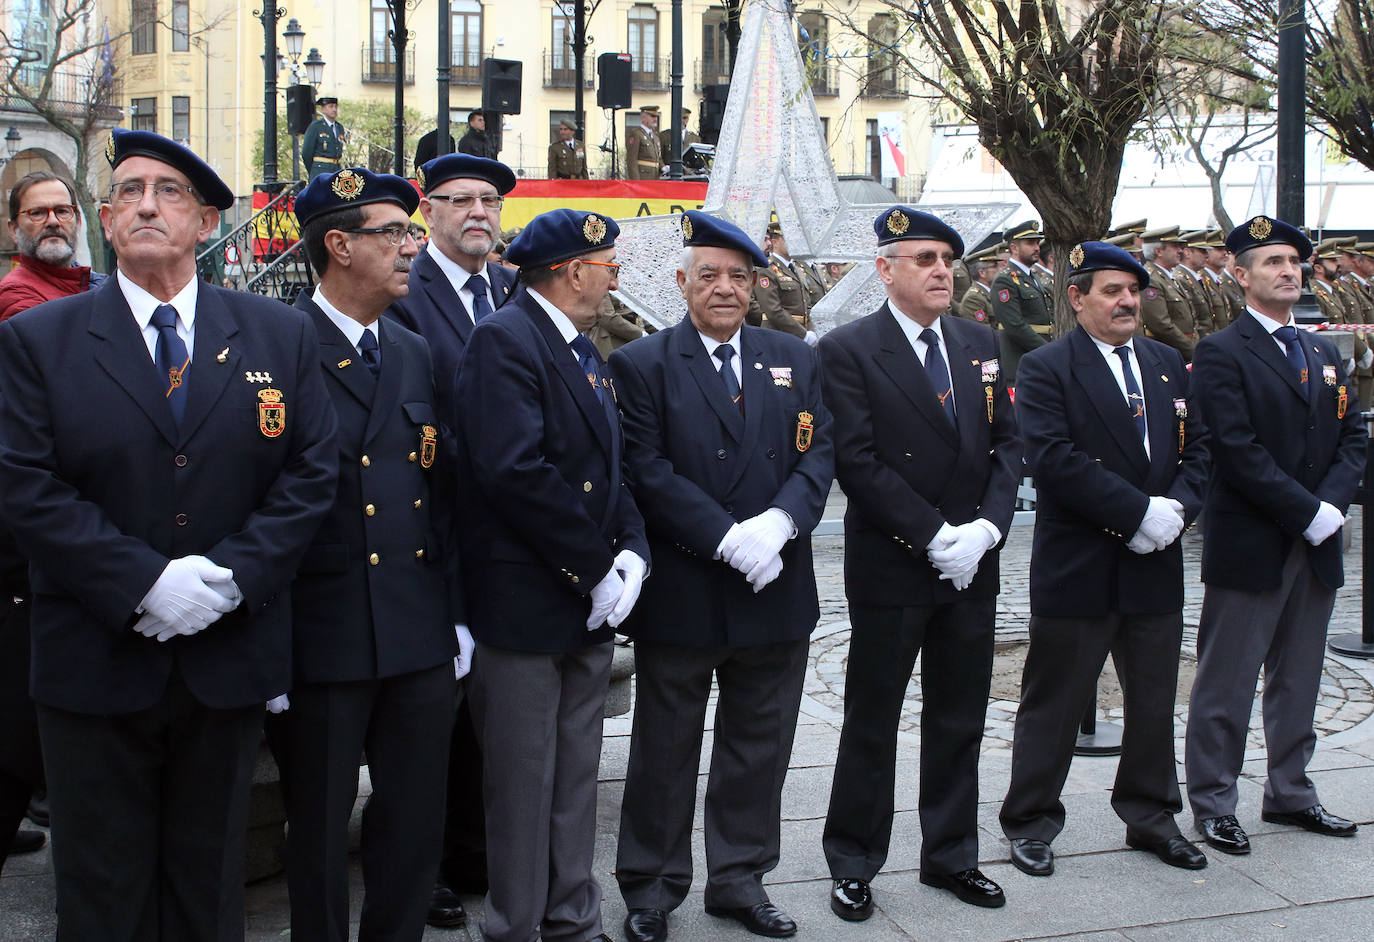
[701,84,729,145]
[286,85,315,135]
[482,58,522,114]
[597,53,633,109]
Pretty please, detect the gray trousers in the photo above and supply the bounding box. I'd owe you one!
[1185,541,1337,821]
[469,642,611,942]
[615,639,808,912]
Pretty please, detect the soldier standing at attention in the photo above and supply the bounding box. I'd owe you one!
[626,105,663,180]
[303,96,346,180]
[990,219,1052,383]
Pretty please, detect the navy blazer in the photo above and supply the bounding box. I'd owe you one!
[1016,328,1210,616]
[1193,311,1367,591]
[609,321,834,647]
[455,286,648,654]
[0,277,338,714]
[389,251,516,415]
[819,306,1022,606]
[289,294,458,684]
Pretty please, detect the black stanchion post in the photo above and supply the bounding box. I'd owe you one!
[1073,685,1123,757]
[1328,409,1374,657]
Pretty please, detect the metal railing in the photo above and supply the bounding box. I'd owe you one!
[861,67,908,99]
[543,52,596,89]
[0,63,122,120]
[196,183,312,302]
[631,56,672,91]
[804,56,840,97]
[450,50,484,86]
[694,58,731,93]
[361,45,416,84]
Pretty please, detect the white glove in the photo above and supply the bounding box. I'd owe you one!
[1360,346,1374,370]
[715,522,743,560]
[803,330,819,347]
[748,553,784,593]
[928,521,997,579]
[137,556,239,639]
[587,566,625,630]
[1125,531,1159,555]
[1304,500,1346,545]
[453,624,474,680]
[1132,496,1185,551]
[608,550,647,627]
[725,508,794,581]
[266,694,290,714]
[926,523,958,552]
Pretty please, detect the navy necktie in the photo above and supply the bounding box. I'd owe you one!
[715,342,743,413]
[919,328,956,425]
[358,329,381,377]
[151,304,189,426]
[571,334,605,404]
[1114,346,1147,443]
[466,274,494,322]
[1274,325,1309,392]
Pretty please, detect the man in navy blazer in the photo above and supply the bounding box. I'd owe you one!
[0,129,338,940]
[999,242,1211,877]
[455,209,649,942]
[820,208,1022,918]
[271,168,463,941]
[608,212,834,942]
[386,152,516,923]
[1185,217,1367,855]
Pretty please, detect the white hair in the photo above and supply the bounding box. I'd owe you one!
[678,246,695,276]
[876,242,903,259]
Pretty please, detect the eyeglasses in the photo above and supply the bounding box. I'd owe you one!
[428,194,504,211]
[19,204,77,223]
[550,258,620,276]
[109,181,197,204]
[340,223,426,246]
[885,251,955,268]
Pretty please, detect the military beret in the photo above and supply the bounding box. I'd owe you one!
[416,153,517,196]
[1142,225,1182,242]
[1111,218,1148,236]
[1181,229,1211,248]
[1004,219,1041,241]
[874,206,964,256]
[682,210,767,267]
[559,118,577,131]
[105,127,235,210]
[1224,215,1312,259]
[506,208,618,269]
[294,167,419,226]
[1067,241,1149,289]
[316,96,338,106]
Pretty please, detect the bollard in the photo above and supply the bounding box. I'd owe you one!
[1328,409,1374,658]
[1073,685,1124,756]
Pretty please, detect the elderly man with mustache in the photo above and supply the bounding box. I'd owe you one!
[0,170,104,321]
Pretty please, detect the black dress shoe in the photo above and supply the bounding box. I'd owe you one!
[1261,803,1358,837]
[1126,833,1208,870]
[830,879,873,921]
[25,791,49,829]
[919,868,1006,908]
[704,902,797,937]
[7,828,45,854]
[1197,815,1250,855]
[1009,838,1053,876]
[624,908,668,942]
[426,883,466,928]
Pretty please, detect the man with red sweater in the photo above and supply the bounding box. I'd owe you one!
[1,171,102,320]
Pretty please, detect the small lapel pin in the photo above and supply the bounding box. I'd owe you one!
[754,362,763,370]
[1161,375,1169,382]
[216,347,229,363]
[971,359,980,365]
[337,358,352,369]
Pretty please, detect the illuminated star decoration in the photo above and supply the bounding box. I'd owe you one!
[612,0,1017,331]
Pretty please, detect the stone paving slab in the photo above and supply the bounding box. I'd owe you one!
[1117,897,1374,941]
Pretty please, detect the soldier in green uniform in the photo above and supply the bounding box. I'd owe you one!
[301,96,346,181]
[659,108,701,161]
[748,255,816,344]
[949,258,971,318]
[1139,225,1197,361]
[1201,231,1239,329]
[1337,241,1374,406]
[547,119,589,179]
[990,219,1052,383]
[955,245,999,326]
[625,105,663,180]
[764,221,827,309]
[1177,230,1217,338]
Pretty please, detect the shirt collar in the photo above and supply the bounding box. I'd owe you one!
[1009,258,1033,276]
[118,269,197,333]
[312,286,378,349]
[696,325,743,359]
[526,288,581,345]
[1247,305,1295,335]
[1088,332,1137,360]
[427,239,487,294]
[887,302,945,350]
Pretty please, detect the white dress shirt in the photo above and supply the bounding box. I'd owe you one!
[1088,334,1150,458]
[119,270,197,363]
[696,326,744,385]
[887,304,956,413]
[313,286,380,362]
[428,240,493,324]
[527,288,584,364]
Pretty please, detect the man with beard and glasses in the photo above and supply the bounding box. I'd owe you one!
[1,171,104,321]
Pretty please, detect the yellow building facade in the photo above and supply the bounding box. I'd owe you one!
[105,1,934,200]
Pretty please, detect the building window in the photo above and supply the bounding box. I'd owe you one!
[131,0,156,55]
[173,0,190,52]
[700,7,729,87]
[866,118,881,180]
[172,96,190,144]
[798,11,836,95]
[865,13,901,97]
[628,5,657,83]
[131,97,157,133]
[819,115,829,144]
[452,1,482,82]
[371,0,394,68]
[552,11,573,71]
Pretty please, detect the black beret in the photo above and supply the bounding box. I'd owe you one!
[506,208,619,268]
[681,210,767,268]
[1225,215,1313,259]
[873,206,964,256]
[1066,241,1149,289]
[416,153,517,196]
[293,167,420,226]
[105,128,235,210]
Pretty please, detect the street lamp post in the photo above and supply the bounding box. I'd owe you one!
[0,126,22,173]
[256,6,285,186]
[283,18,306,181]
